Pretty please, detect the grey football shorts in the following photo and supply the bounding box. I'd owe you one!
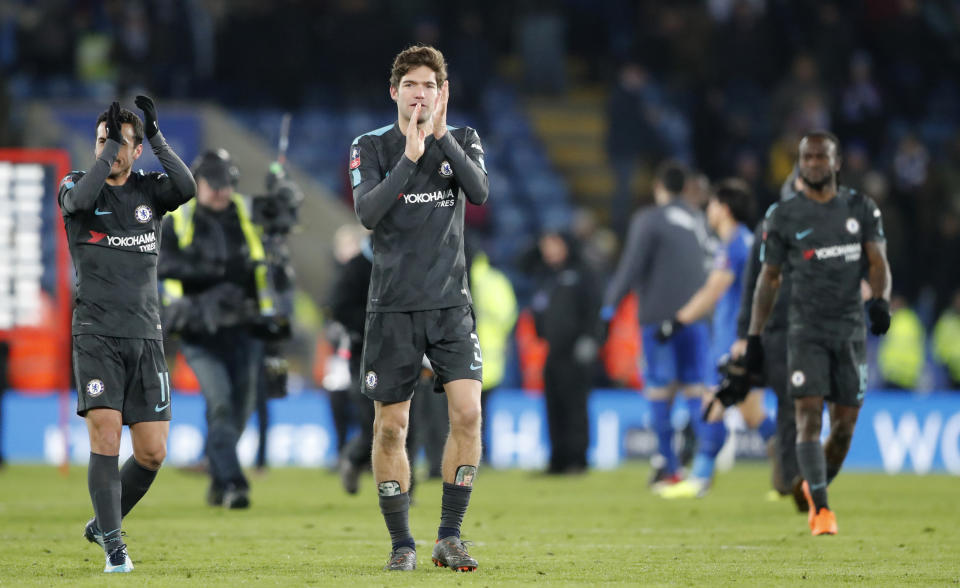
[74,334,172,424]
[360,305,482,403]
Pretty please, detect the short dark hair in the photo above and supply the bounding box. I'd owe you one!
[191,148,239,188]
[655,160,688,195]
[712,178,755,225]
[390,45,448,88]
[96,107,144,146]
[800,130,841,158]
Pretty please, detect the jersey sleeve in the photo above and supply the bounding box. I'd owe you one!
[759,203,786,267]
[463,127,487,174]
[57,171,86,210]
[147,131,197,212]
[715,232,748,278]
[351,135,417,229]
[861,195,886,244]
[602,211,653,309]
[145,172,176,211]
[727,232,750,277]
[58,139,122,215]
[712,242,732,273]
[438,127,488,205]
[349,135,379,190]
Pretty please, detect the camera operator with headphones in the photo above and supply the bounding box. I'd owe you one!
[158,149,276,509]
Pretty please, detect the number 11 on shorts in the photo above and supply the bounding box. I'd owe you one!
[471,333,482,362]
[470,333,482,371]
[155,371,171,412]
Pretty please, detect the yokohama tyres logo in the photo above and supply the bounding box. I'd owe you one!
[397,189,455,206]
[802,242,860,262]
[87,230,157,251]
[105,232,155,247]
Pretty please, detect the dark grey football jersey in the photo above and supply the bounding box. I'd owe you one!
[58,134,195,339]
[761,187,885,340]
[350,123,488,312]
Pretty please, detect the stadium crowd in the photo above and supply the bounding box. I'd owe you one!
[1,1,960,563]
[2,1,960,393]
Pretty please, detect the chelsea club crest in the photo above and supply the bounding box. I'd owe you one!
[135,205,153,223]
[86,379,105,397]
[439,160,453,177]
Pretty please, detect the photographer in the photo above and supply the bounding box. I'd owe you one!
[158,149,278,509]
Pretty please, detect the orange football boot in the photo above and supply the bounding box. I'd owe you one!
[811,508,838,536]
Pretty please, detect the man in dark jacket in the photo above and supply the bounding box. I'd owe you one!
[326,226,374,493]
[158,149,268,509]
[529,231,602,474]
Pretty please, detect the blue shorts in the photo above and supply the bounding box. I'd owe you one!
[641,321,712,388]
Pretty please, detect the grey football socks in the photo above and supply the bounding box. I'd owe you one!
[796,441,829,511]
[120,457,159,517]
[438,465,475,540]
[88,453,123,552]
[379,481,415,551]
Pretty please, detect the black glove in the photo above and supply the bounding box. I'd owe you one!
[655,318,683,343]
[714,355,751,409]
[866,298,891,335]
[134,95,159,139]
[106,101,123,144]
[744,334,764,376]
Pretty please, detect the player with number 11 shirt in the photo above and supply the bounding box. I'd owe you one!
[58,97,195,573]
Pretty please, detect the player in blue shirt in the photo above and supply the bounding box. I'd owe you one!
[656,179,778,498]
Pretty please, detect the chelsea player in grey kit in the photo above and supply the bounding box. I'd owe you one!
[58,98,196,572]
[746,132,891,536]
[350,46,488,571]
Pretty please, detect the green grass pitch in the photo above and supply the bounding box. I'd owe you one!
[0,463,957,586]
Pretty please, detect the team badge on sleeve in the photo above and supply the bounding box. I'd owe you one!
[439,160,453,177]
[59,174,77,191]
[134,205,153,223]
[349,145,361,170]
[86,379,105,397]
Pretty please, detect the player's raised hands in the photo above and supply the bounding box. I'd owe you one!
[404,103,427,162]
[106,101,124,144]
[134,95,159,139]
[433,80,449,140]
